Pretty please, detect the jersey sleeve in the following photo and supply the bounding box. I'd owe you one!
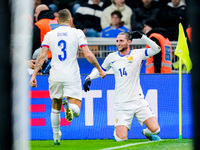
[134,48,149,60]
[101,54,111,71]
[41,32,50,48]
[143,48,150,60]
[141,35,161,59]
[77,29,88,48]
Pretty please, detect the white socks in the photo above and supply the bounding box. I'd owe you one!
[51,109,60,134]
[143,128,160,136]
[69,103,80,117]
[51,104,80,136]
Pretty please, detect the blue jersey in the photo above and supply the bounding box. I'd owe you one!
[101,26,129,38]
[101,26,129,51]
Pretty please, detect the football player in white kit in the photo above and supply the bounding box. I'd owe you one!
[83,31,161,141]
[30,9,106,145]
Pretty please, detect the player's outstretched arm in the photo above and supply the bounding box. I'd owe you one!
[30,47,48,87]
[81,46,106,79]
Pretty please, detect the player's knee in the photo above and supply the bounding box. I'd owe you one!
[113,130,127,142]
[51,108,60,114]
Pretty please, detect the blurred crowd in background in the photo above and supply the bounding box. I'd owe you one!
[30,0,191,74]
[33,0,189,39]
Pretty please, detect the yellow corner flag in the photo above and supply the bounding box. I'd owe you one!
[175,23,192,73]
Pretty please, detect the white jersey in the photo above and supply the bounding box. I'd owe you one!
[42,25,87,82]
[102,49,148,104]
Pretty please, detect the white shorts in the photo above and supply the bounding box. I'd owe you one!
[114,99,155,130]
[48,80,82,101]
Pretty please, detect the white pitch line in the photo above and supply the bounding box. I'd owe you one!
[100,140,163,150]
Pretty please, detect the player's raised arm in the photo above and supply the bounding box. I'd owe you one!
[129,31,161,57]
[81,46,106,79]
[30,46,49,87]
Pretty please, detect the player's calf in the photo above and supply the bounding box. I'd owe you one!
[113,130,127,142]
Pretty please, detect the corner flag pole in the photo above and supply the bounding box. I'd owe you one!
[179,58,182,139]
[175,23,192,140]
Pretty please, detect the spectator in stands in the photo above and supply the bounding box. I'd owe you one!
[49,0,88,16]
[32,4,59,58]
[34,0,42,10]
[101,0,112,9]
[157,0,170,8]
[33,0,55,18]
[101,10,129,52]
[157,0,188,41]
[33,0,43,23]
[73,0,103,37]
[42,0,53,6]
[131,0,159,35]
[88,0,112,9]
[49,0,111,15]
[125,0,141,9]
[145,28,172,73]
[101,0,132,30]
[101,10,129,37]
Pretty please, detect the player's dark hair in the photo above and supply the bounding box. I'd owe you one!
[58,9,71,23]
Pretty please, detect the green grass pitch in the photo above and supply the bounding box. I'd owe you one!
[31,139,193,150]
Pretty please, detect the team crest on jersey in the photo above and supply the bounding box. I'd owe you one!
[127,56,133,63]
[116,119,118,122]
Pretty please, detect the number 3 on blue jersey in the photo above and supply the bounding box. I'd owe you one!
[119,67,127,77]
[58,40,67,61]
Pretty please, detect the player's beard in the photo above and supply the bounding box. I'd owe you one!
[118,47,126,52]
[117,45,128,52]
